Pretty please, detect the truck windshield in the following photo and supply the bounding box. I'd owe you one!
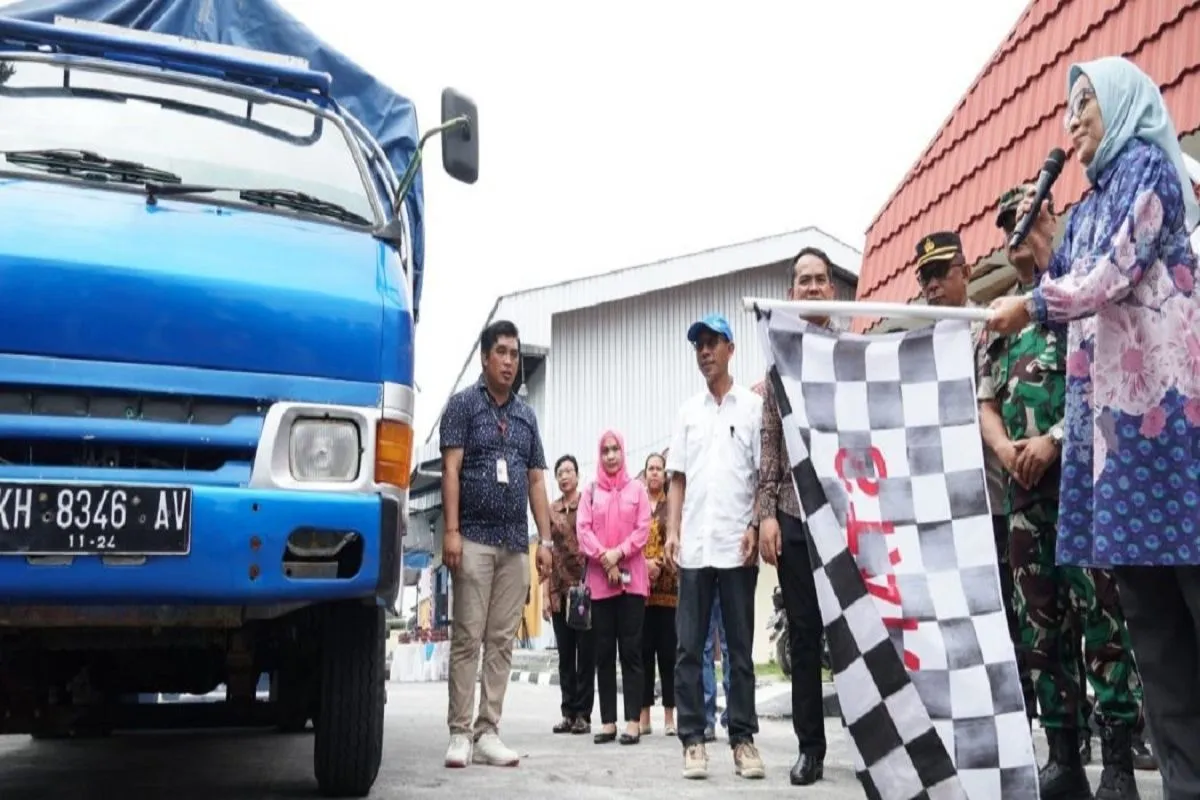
[0,58,375,224]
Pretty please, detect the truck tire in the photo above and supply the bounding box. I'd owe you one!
[313,601,385,798]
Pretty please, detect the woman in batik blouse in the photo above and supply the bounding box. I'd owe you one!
[638,452,678,736]
[988,55,1200,795]
[544,454,594,734]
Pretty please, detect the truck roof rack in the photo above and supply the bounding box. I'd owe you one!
[0,15,332,99]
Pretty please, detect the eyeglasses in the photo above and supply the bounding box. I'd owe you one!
[1064,88,1095,130]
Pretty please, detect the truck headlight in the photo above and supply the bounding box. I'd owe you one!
[289,418,361,482]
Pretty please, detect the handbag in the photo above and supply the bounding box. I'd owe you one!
[564,578,592,631]
[564,484,596,631]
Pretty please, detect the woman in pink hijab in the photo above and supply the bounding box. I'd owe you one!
[577,430,652,746]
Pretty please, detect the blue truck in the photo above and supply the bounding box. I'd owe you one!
[0,3,476,797]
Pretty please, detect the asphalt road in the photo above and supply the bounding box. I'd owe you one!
[0,680,1167,799]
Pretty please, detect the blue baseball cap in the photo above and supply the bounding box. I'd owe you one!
[687,313,734,345]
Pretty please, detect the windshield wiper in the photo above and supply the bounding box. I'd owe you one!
[144,181,371,226]
[2,149,182,185]
[240,189,372,226]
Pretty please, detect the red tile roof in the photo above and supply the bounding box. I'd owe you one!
[853,0,1200,333]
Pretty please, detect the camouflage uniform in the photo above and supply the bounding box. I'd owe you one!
[979,284,1142,732]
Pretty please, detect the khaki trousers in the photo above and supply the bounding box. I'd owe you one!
[447,536,530,737]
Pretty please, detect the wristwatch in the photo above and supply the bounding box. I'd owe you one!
[1049,424,1064,446]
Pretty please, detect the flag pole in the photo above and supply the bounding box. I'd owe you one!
[743,297,993,323]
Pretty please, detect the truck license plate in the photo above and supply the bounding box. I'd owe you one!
[0,483,192,556]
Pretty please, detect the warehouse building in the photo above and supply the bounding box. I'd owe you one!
[406,227,862,658]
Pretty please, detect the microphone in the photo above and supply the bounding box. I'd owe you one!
[1008,147,1067,250]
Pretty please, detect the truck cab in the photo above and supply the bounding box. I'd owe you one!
[0,14,476,799]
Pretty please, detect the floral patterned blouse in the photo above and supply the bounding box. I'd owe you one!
[1030,138,1200,567]
[642,492,678,607]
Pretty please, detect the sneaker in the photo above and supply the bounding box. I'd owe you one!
[683,743,709,779]
[444,733,472,768]
[472,732,520,767]
[734,742,766,779]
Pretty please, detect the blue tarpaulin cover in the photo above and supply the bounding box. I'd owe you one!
[0,0,429,318]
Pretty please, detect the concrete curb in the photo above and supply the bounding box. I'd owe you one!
[509,669,560,687]
[750,683,841,720]
[508,668,845,719]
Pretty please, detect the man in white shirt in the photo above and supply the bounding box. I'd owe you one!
[665,313,764,782]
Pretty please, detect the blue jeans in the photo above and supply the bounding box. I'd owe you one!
[702,595,730,729]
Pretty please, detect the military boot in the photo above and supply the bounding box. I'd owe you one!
[1094,723,1140,800]
[1040,727,1092,799]
[1131,728,1157,771]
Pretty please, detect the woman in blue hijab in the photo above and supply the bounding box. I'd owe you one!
[989,56,1200,797]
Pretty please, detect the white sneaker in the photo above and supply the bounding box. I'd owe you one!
[444,733,472,768]
[472,732,520,766]
[683,743,709,779]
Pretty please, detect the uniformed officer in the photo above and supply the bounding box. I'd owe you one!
[978,185,1143,800]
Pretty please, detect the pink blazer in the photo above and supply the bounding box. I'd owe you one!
[576,480,651,601]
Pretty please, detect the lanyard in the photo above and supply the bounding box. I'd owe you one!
[487,399,510,441]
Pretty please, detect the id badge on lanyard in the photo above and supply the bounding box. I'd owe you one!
[494,412,510,485]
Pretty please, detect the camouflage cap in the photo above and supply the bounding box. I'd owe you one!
[996,183,1053,230]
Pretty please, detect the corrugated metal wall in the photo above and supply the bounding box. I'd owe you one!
[544,264,855,477]
[423,229,862,444]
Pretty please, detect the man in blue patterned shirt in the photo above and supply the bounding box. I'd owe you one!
[440,319,554,770]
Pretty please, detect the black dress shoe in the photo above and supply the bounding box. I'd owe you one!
[791,753,824,786]
[594,729,617,744]
[619,732,641,745]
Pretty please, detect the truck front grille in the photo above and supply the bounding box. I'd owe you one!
[0,440,248,472]
[0,386,261,424]
[0,385,267,485]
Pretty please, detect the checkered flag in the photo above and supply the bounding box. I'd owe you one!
[754,307,1038,800]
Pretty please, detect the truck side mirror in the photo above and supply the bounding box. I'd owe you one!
[440,88,478,185]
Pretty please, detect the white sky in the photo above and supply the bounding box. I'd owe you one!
[276,1,1030,441]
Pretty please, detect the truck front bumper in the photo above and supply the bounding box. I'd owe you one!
[0,487,404,606]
